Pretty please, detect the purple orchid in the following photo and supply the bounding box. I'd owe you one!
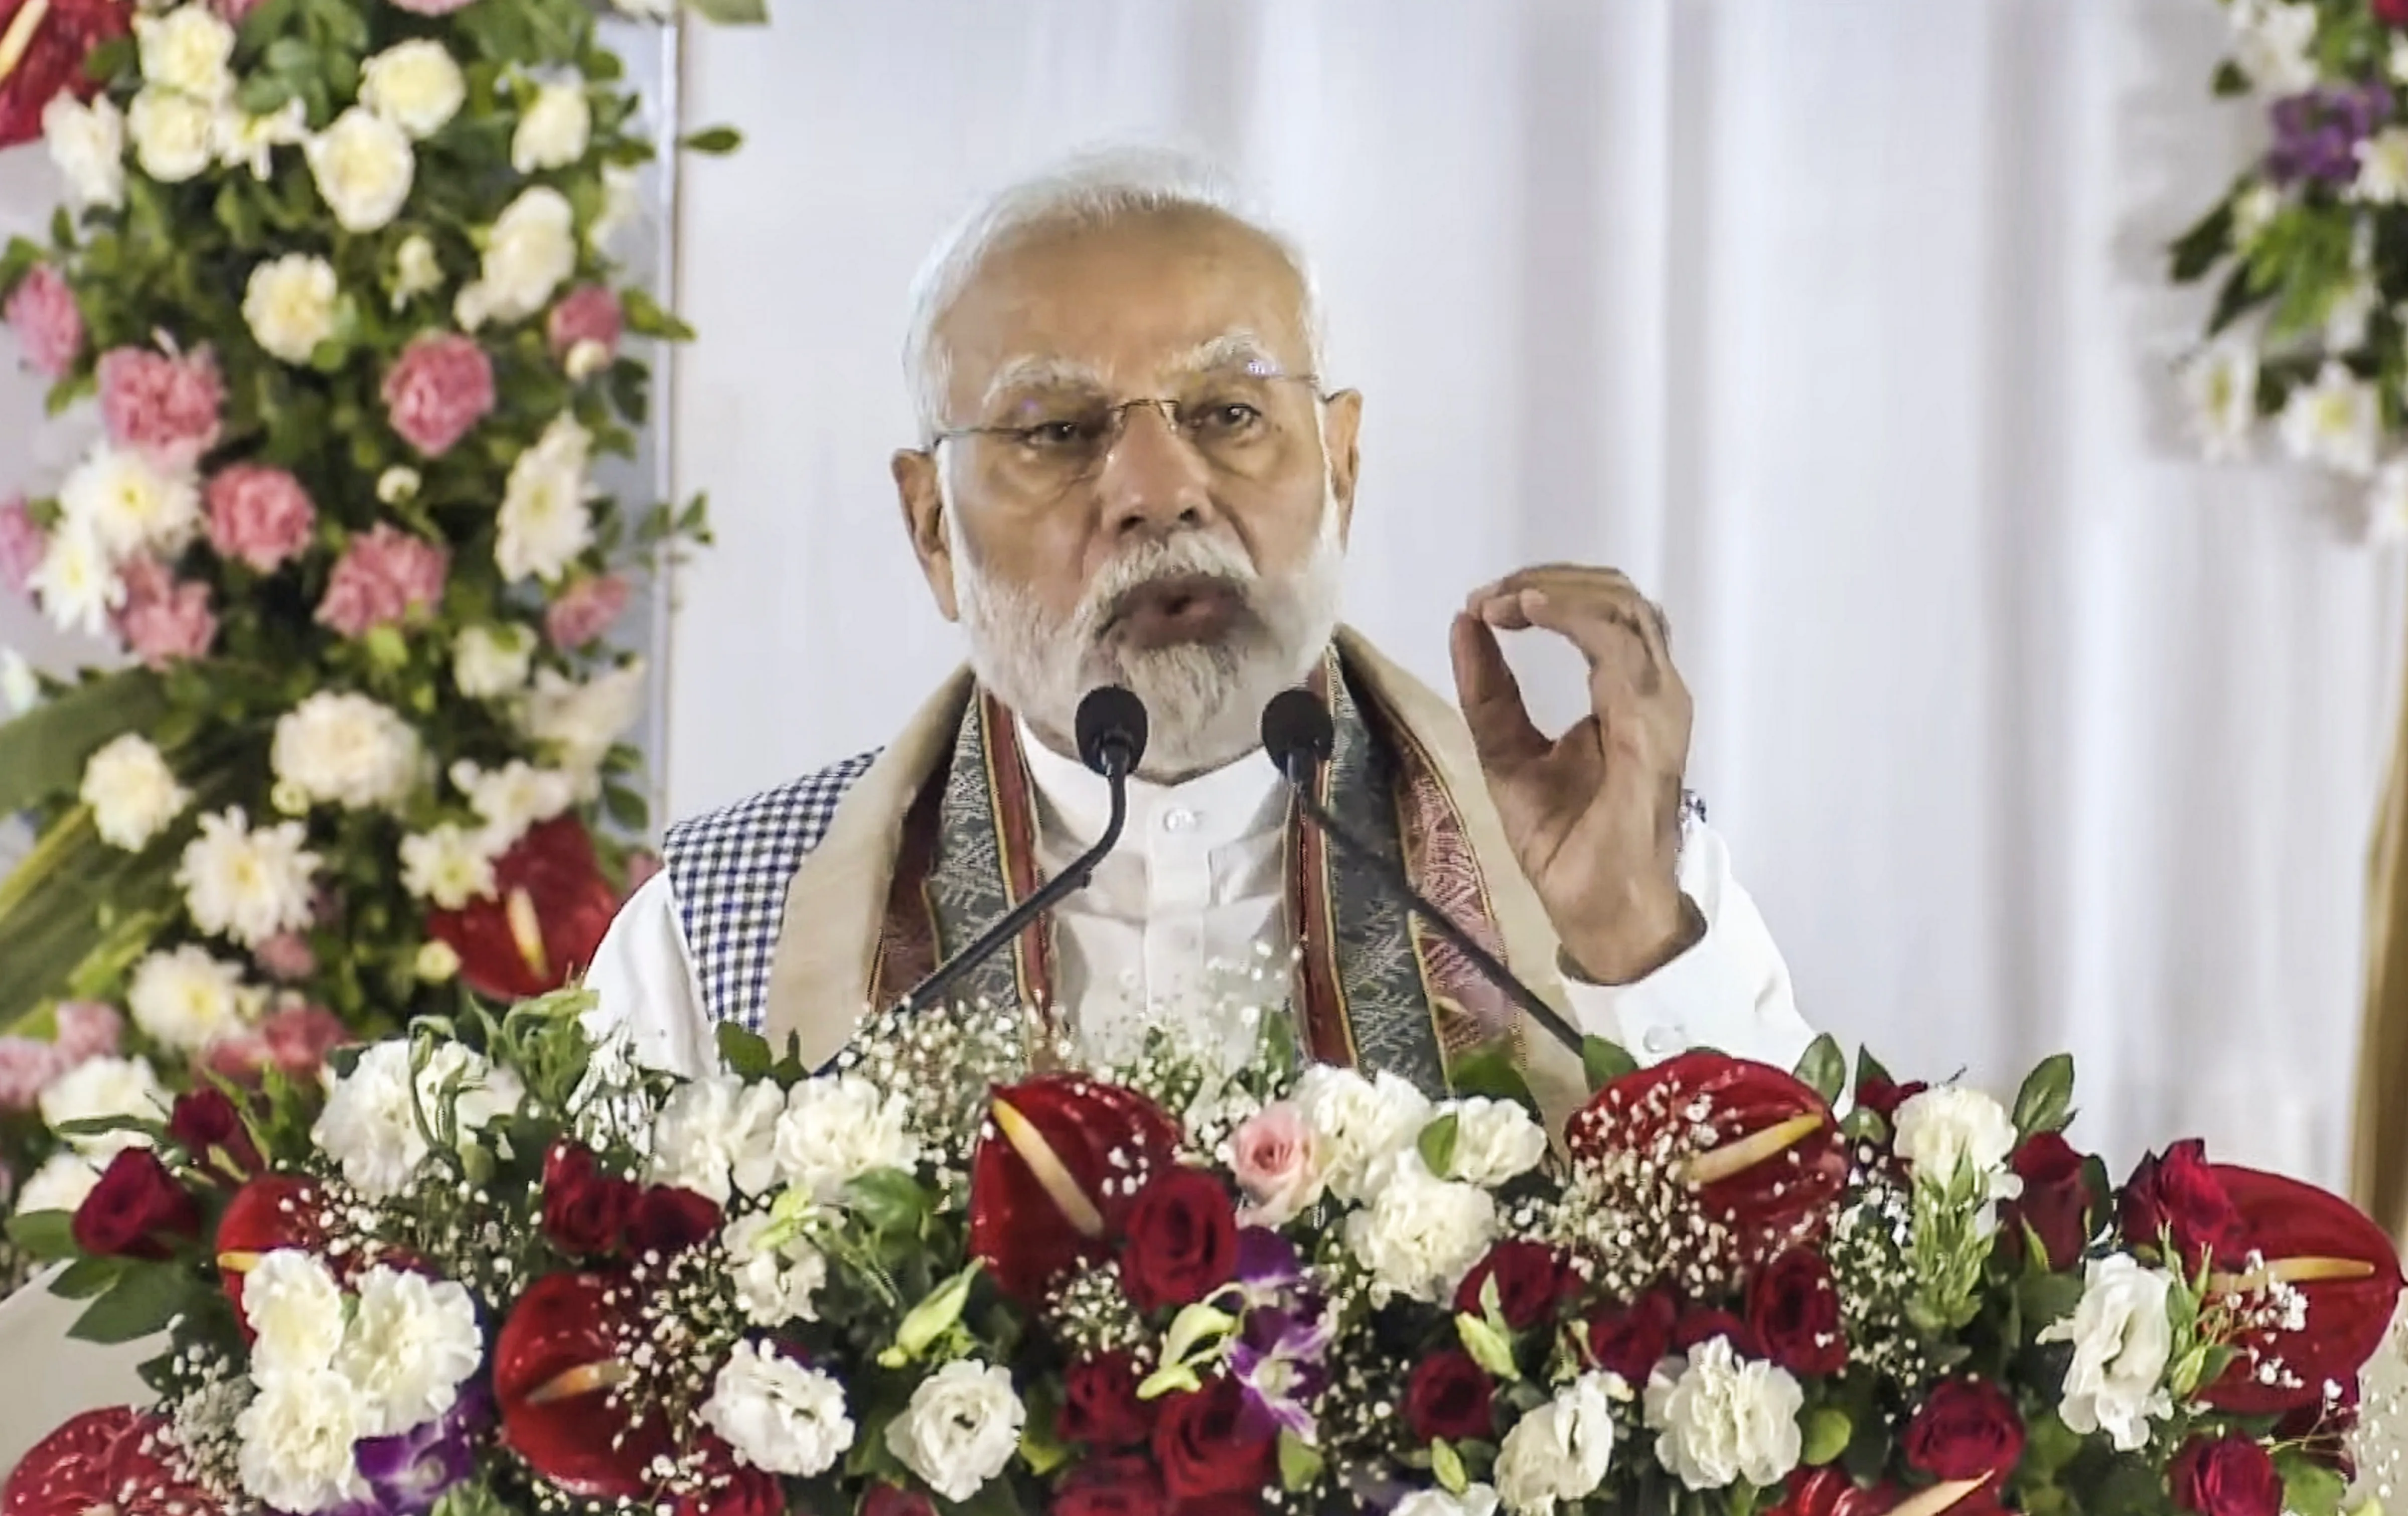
[2269,84,2396,186]
[352,1382,492,1516]
[1227,1302,1336,1443]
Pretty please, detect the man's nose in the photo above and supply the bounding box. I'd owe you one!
[1096,401,1214,537]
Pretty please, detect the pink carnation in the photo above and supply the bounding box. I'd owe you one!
[205,463,316,572]
[253,932,316,982]
[316,523,449,637]
[382,332,495,457]
[385,0,480,14]
[98,345,225,467]
[53,1002,123,1062]
[545,573,630,649]
[205,1003,348,1083]
[0,1039,67,1112]
[5,264,83,380]
[547,285,623,370]
[114,556,219,668]
[210,0,266,22]
[0,496,45,595]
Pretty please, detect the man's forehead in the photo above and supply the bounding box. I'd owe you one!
[983,333,1291,397]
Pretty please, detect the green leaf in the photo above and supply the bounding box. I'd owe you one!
[1801,1406,1852,1466]
[716,1022,772,1080]
[684,0,768,24]
[2277,1452,2348,1516]
[0,669,170,814]
[1417,1113,1460,1179]
[5,1209,77,1263]
[2213,60,2251,97]
[1853,1045,1894,1094]
[2010,1053,2076,1138]
[1793,1034,1846,1105]
[620,288,697,342]
[1280,1429,1328,1492]
[2170,199,2236,284]
[841,1168,933,1235]
[2015,1269,2085,1337]
[603,784,650,831]
[1581,1034,1638,1092]
[677,125,743,154]
[1447,1041,1537,1109]
[49,1255,126,1300]
[72,1265,195,1345]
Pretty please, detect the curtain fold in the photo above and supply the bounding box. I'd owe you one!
[2355,629,2408,1244]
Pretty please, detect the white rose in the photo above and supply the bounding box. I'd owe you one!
[44,93,125,211]
[884,1359,1024,1503]
[511,77,590,173]
[1294,1064,1433,1204]
[517,662,646,787]
[312,1040,523,1199]
[448,757,575,845]
[134,7,235,99]
[400,823,498,910]
[646,1075,783,1206]
[1398,1486,1500,1516]
[29,528,122,640]
[213,98,307,180]
[304,108,414,233]
[1892,1086,2024,1221]
[40,1056,167,1158]
[704,1340,856,1477]
[271,691,422,810]
[81,733,190,851]
[1444,1096,1548,1188]
[243,1250,347,1375]
[336,1268,484,1437]
[1341,1151,1498,1305]
[178,807,320,947]
[451,624,536,699]
[1495,1372,1618,1516]
[243,253,340,365]
[59,441,201,561]
[463,186,575,327]
[127,944,256,1052]
[18,1152,104,1215]
[1642,1337,1804,1492]
[128,87,216,183]
[724,1210,830,1327]
[769,1074,922,1201]
[235,1366,369,1513]
[2037,1254,2175,1452]
[360,41,464,140]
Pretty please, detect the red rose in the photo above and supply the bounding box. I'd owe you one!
[1051,1455,1166,1516]
[1674,1308,1762,1358]
[167,1087,261,1181]
[2200,1165,2405,1415]
[1121,1168,1239,1312]
[2121,1140,2240,1269]
[625,1185,720,1259]
[1454,1241,1573,1331]
[425,817,619,1002]
[1901,1378,2025,1482]
[1856,1077,1928,1126]
[971,1074,1184,1301]
[1152,1378,1276,1502]
[1059,1352,1155,1450]
[2171,1435,2284,1516]
[71,1149,199,1261]
[495,1272,674,1498]
[2380,0,2408,27]
[2002,1132,2091,1270]
[1403,1351,1495,1443]
[864,1487,935,1516]
[1746,1250,1847,1376]
[542,1142,639,1259]
[1586,1288,1677,1382]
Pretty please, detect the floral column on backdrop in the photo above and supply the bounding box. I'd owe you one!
[0,0,733,1285]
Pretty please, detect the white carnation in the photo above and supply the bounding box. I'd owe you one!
[312,1040,523,1199]
[243,253,340,365]
[336,1268,484,1437]
[448,757,575,846]
[2037,1254,2175,1453]
[2231,0,2318,94]
[235,1366,369,1513]
[127,944,256,1053]
[40,1056,167,1158]
[304,108,414,233]
[81,733,190,851]
[59,441,201,561]
[1443,1096,1548,1188]
[452,624,536,698]
[495,413,595,583]
[518,661,646,787]
[244,1250,348,1375]
[29,528,121,639]
[459,186,575,329]
[44,92,125,212]
[1295,1064,1432,1204]
[2280,362,2381,477]
[18,1152,104,1215]
[400,823,498,909]
[724,1211,831,1327]
[1642,1337,1804,1493]
[178,807,320,947]
[511,77,590,173]
[646,1075,783,1207]
[271,691,422,810]
[1398,1486,1500,1516]
[884,1359,1024,1503]
[1341,1151,1498,1305]
[704,1340,855,1477]
[1495,1372,1618,1516]
[127,87,216,183]
[769,1074,922,1201]
[2180,339,2258,465]
[212,98,307,180]
[360,41,465,140]
[1892,1085,2023,1213]
[134,7,235,99]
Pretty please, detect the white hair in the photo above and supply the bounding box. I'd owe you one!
[902,146,1325,441]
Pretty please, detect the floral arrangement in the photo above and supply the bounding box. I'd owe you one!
[2168,0,2408,537]
[0,0,736,1280]
[2,985,2400,1516]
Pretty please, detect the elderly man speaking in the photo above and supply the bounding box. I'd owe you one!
[583,148,1816,1120]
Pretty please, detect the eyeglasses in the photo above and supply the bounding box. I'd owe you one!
[930,370,1329,498]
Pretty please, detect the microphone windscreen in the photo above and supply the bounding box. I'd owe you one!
[1261,688,1336,778]
[1075,685,1149,776]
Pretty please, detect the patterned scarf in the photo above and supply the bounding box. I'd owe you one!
[867,647,1527,1093]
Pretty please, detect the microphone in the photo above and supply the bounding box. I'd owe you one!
[883,686,1149,1018]
[1259,688,1586,1057]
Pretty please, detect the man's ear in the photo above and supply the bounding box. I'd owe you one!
[891,448,959,621]
[1322,389,1364,541]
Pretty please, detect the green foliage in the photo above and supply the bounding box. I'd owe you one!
[2011,1053,2076,1139]
[1793,1033,1846,1105]
[1580,1034,1638,1092]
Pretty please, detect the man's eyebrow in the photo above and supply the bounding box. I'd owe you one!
[1167,332,1292,377]
[979,356,1109,409]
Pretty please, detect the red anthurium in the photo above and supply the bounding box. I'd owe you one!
[969,1073,1183,1302]
[425,817,619,1001]
[493,1271,674,1499]
[2198,1164,2405,1415]
[1763,1467,1900,1516]
[0,0,130,152]
[1,1407,211,1516]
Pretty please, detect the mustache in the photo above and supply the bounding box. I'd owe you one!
[1072,534,1259,639]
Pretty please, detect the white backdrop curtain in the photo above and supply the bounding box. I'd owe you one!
[661,0,2407,1189]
